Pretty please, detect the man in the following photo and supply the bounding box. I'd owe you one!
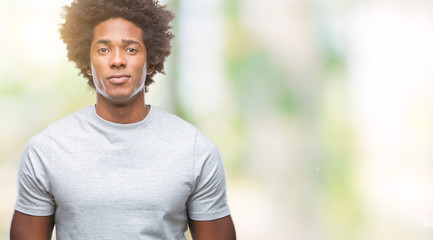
[10,0,236,239]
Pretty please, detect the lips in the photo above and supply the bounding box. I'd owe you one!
[107,74,131,84]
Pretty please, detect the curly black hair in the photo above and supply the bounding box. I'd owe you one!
[59,0,174,92]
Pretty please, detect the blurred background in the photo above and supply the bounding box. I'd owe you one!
[1,0,433,239]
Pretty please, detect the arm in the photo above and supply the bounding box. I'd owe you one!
[10,211,54,240]
[12,130,56,240]
[189,215,236,240]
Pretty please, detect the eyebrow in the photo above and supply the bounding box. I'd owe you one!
[94,39,141,46]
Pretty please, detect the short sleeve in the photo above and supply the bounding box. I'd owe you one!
[187,130,230,221]
[15,129,55,216]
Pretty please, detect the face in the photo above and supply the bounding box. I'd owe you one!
[89,18,152,104]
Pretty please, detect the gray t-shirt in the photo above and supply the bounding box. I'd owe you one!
[15,105,230,239]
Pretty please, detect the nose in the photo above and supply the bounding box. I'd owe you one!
[109,48,126,68]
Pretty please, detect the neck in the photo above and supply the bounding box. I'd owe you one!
[95,90,149,124]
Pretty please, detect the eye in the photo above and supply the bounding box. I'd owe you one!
[126,48,137,53]
[97,48,109,53]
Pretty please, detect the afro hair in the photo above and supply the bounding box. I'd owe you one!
[59,0,174,92]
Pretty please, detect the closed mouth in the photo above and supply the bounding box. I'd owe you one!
[107,74,131,84]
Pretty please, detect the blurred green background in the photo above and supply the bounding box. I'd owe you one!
[1,0,433,239]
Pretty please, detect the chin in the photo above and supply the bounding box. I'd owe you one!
[106,90,143,104]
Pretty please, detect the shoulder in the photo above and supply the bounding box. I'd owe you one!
[48,106,92,132]
[24,106,93,150]
[194,130,219,158]
[151,106,198,135]
[151,107,219,152]
[150,106,221,157]
[24,127,51,154]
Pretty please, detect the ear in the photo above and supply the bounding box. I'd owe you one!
[146,64,155,75]
[86,67,92,76]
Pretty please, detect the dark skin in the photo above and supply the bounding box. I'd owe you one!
[10,17,236,240]
[89,18,153,123]
[10,211,54,240]
[10,212,236,240]
[190,216,236,240]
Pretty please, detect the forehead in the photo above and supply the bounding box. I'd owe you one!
[92,18,143,43]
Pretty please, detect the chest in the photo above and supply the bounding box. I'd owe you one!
[48,140,194,215]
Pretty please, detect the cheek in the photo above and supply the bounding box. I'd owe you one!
[137,62,148,84]
[89,55,105,76]
[90,64,103,86]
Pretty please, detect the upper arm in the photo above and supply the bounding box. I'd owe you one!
[188,131,234,239]
[189,131,230,220]
[10,210,55,240]
[189,215,236,240]
[15,131,55,216]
